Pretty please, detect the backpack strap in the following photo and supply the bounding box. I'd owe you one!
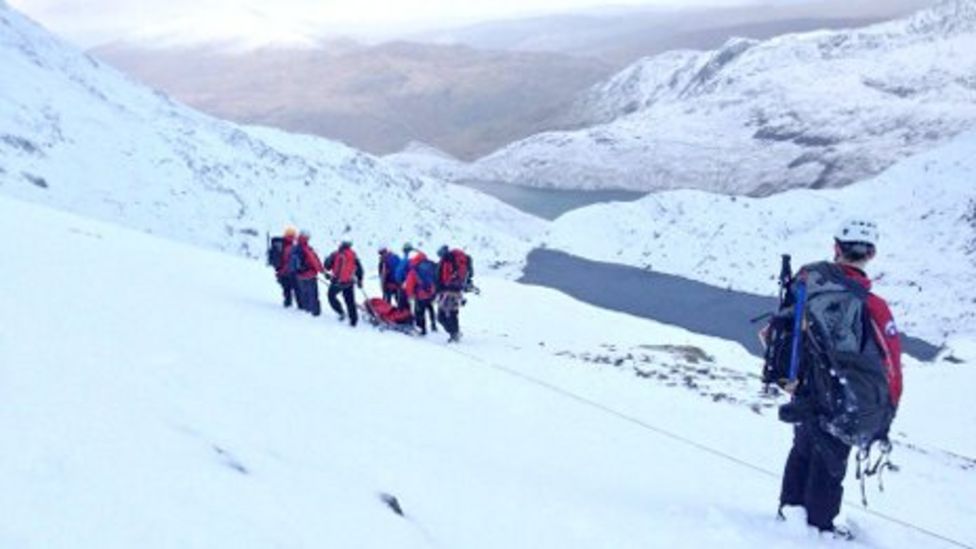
[806,262,869,299]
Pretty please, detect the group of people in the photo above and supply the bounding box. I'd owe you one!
[267,218,904,540]
[378,243,473,341]
[267,227,473,342]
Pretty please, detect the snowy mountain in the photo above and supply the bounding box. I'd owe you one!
[2,191,974,548]
[464,0,976,193]
[542,130,976,344]
[382,142,475,182]
[0,4,543,274]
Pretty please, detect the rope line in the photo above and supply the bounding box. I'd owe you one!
[442,345,974,549]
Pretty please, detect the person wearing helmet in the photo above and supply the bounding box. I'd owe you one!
[777,218,902,539]
[378,247,402,305]
[402,249,439,335]
[324,241,364,326]
[434,244,473,343]
[269,225,299,307]
[291,230,324,316]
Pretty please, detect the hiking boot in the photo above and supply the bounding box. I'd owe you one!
[337,313,346,322]
[820,524,854,541]
[776,504,804,523]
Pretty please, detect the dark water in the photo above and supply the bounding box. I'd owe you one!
[520,248,941,361]
[460,180,646,220]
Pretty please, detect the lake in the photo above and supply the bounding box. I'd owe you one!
[460,180,646,220]
[520,248,941,361]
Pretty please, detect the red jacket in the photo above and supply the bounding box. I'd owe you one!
[403,252,435,300]
[295,236,324,280]
[276,235,296,276]
[840,265,903,406]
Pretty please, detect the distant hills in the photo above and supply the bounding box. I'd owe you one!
[87,1,934,160]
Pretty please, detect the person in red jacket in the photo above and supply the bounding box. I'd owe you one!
[435,245,473,342]
[778,218,902,538]
[402,250,438,335]
[292,230,324,316]
[324,241,364,326]
[274,226,298,308]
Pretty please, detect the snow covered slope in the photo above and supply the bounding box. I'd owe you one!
[0,4,543,274]
[543,130,976,343]
[2,192,974,548]
[467,0,976,193]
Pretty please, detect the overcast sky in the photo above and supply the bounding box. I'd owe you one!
[9,0,769,46]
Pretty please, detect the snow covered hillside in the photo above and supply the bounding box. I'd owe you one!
[2,192,975,548]
[464,0,976,193]
[0,4,543,274]
[382,141,474,182]
[542,130,976,344]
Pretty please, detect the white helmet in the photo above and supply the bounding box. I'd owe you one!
[835,218,879,246]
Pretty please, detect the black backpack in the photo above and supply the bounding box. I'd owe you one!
[267,236,285,268]
[770,262,894,448]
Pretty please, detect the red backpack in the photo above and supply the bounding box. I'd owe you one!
[452,250,469,284]
[332,248,358,284]
[440,249,470,288]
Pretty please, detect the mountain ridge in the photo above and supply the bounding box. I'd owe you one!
[454,0,976,194]
[0,3,542,273]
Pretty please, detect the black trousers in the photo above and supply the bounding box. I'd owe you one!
[438,309,459,336]
[780,421,852,530]
[382,286,397,304]
[414,298,436,334]
[296,277,321,316]
[328,284,358,326]
[436,292,462,336]
[277,274,297,307]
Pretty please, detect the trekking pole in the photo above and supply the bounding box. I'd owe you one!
[778,254,793,304]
